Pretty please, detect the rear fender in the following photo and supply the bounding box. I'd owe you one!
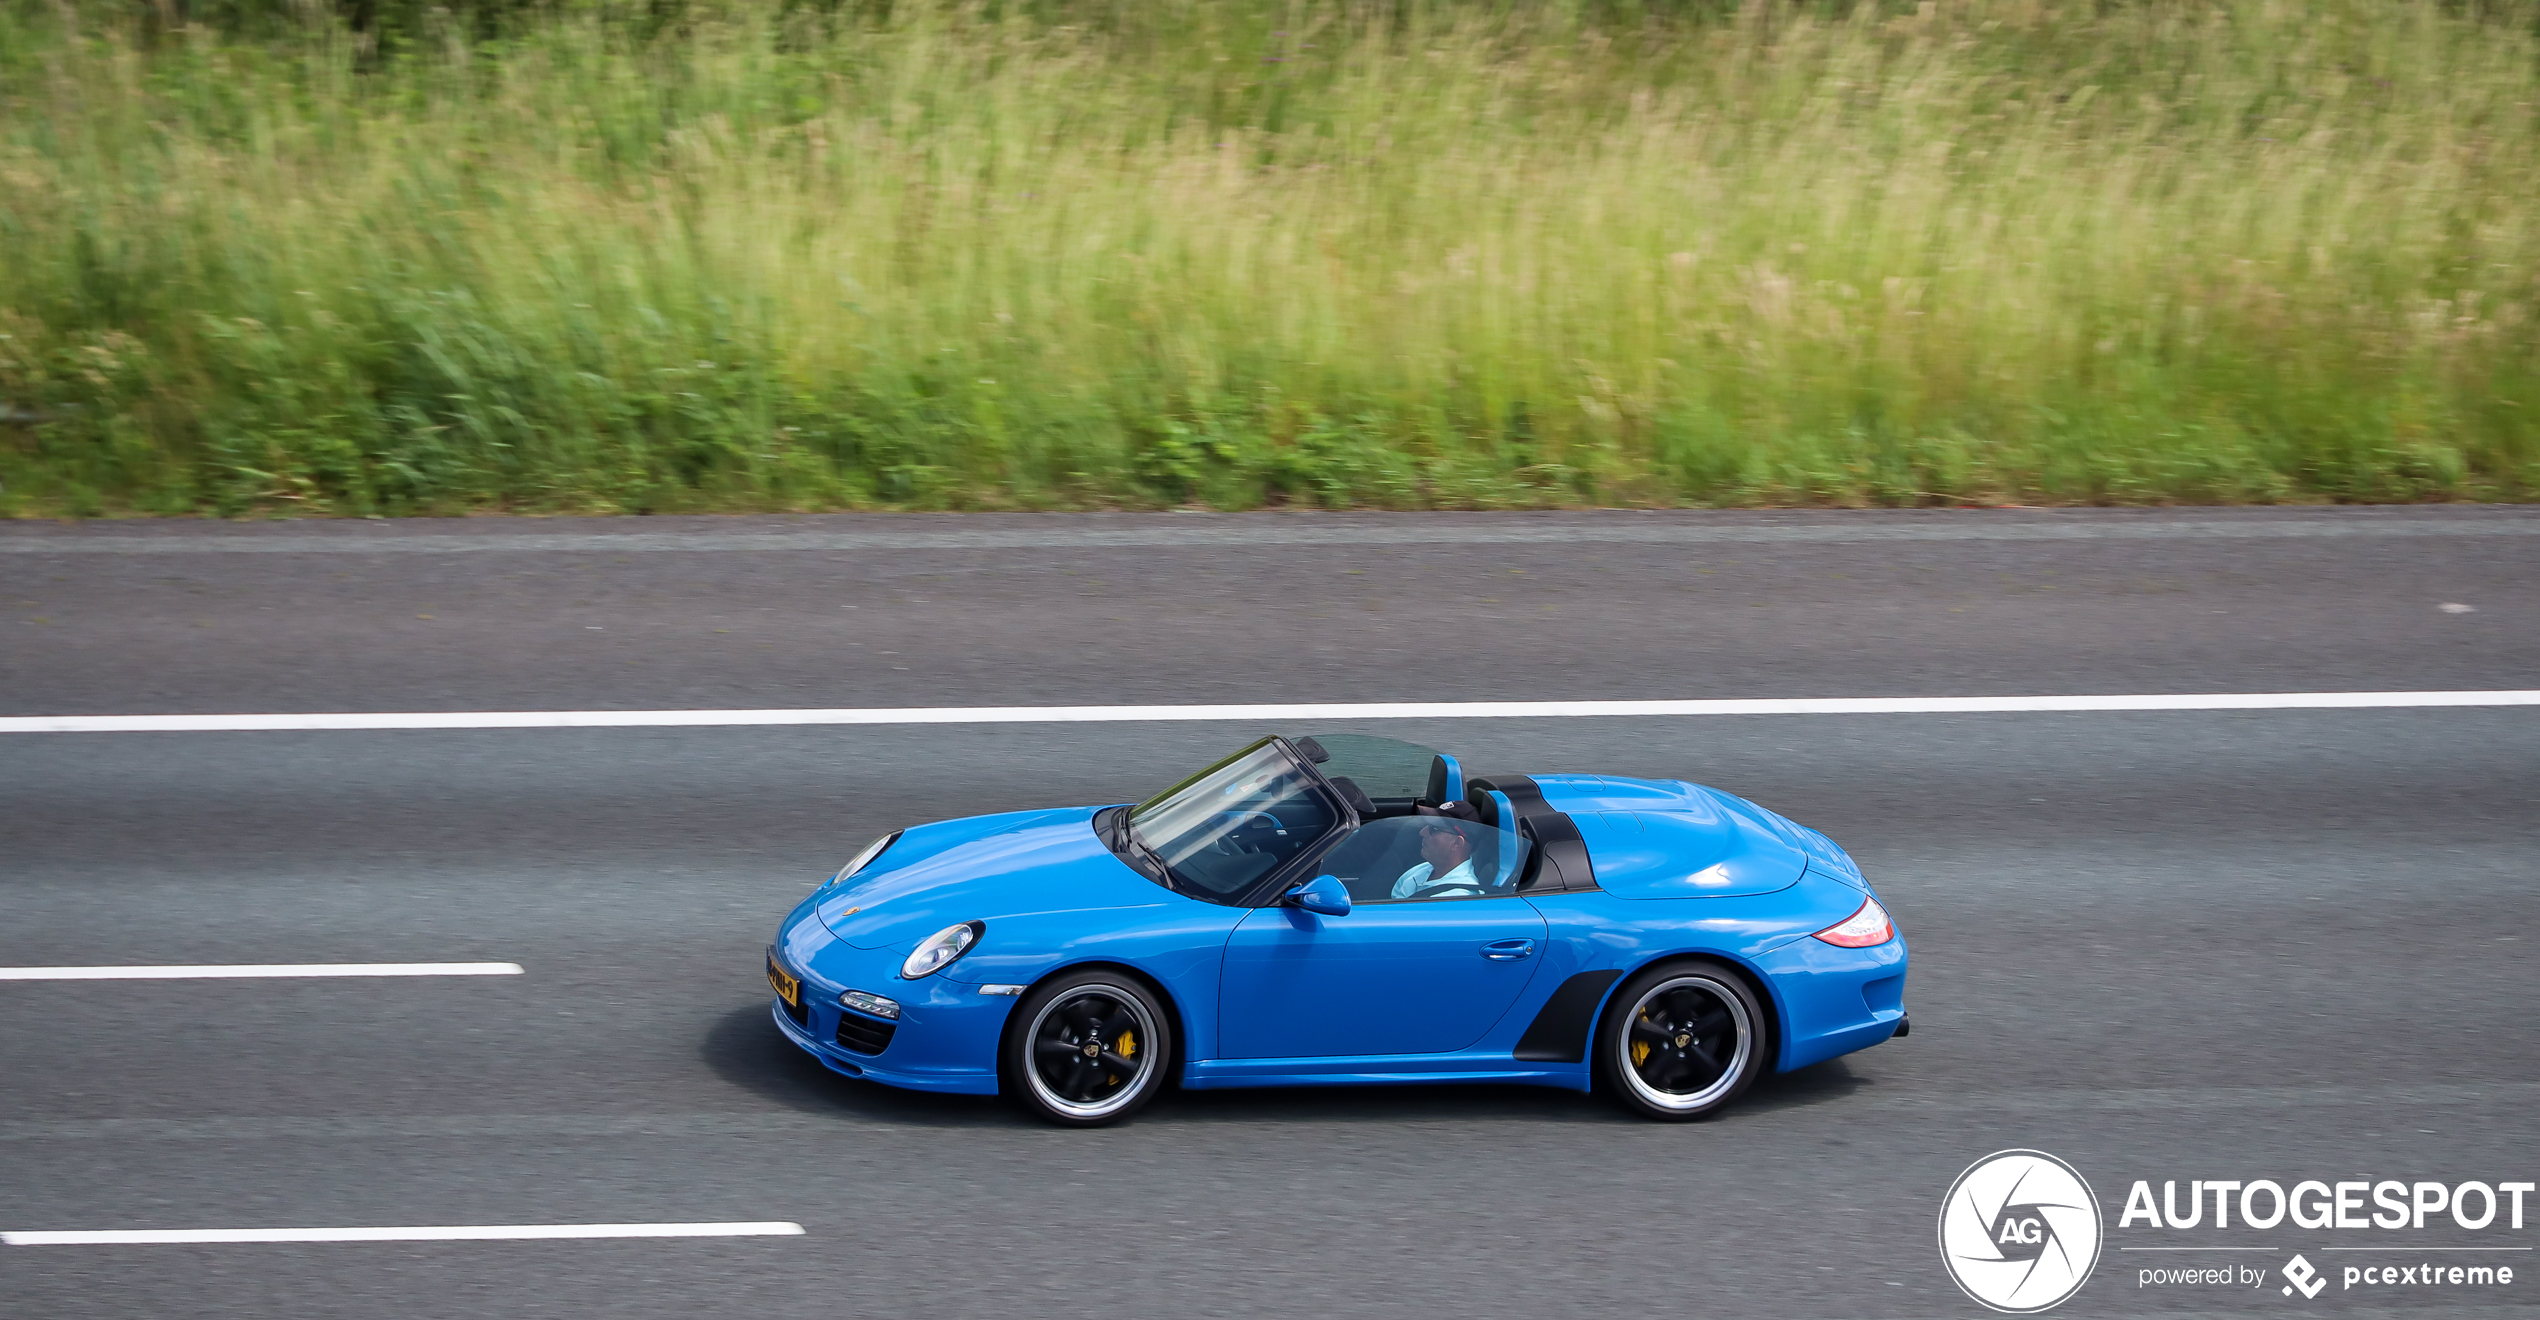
[1595,948,1788,1078]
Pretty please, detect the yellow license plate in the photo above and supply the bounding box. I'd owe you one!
[765,953,800,1008]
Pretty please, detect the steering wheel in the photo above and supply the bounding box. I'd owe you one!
[1409,882,1484,901]
[1210,811,1287,855]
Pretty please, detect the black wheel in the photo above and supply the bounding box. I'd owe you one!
[1594,960,1768,1121]
[1000,969,1173,1127]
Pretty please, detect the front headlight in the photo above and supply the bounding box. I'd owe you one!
[901,920,984,979]
[831,831,902,886]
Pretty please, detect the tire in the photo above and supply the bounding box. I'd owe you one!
[1594,959,1769,1121]
[1000,969,1174,1127]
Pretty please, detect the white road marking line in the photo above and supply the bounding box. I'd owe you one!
[0,963,523,981]
[2,1223,804,1246]
[2,691,2537,734]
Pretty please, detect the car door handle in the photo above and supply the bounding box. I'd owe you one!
[1479,939,1536,961]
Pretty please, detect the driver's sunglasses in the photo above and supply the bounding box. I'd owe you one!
[1418,823,1458,836]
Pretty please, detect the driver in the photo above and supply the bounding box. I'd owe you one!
[1391,821,1481,898]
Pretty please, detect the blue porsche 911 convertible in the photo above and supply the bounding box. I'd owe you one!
[767,734,1906,1126]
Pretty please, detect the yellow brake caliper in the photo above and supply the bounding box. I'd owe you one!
[1631,1015,1653,1068]
[1108,1030,1137,1085]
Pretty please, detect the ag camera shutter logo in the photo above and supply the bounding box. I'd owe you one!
[1940,1149,2105,1312]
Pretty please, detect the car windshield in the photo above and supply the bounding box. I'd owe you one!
[1128,739,1340,900]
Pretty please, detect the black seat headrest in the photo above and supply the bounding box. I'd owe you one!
[1326,775,1377,818]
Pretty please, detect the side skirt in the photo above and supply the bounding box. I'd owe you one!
[1511,969,1624,1063]
[1181,1057,1590,1092]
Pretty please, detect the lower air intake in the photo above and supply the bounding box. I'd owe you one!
[835,1013,897,1055]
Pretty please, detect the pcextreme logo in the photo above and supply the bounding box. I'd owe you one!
[2282,1254,2328,1299]
[1939,1150,2106,1313]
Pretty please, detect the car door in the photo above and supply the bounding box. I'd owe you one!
[1217,815,1547,1059]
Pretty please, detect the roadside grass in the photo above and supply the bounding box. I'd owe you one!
[2,0,2537,516]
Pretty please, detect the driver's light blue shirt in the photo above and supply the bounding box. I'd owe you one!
[1391,858,1479,899]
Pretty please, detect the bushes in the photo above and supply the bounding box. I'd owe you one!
[2,0,2537,516]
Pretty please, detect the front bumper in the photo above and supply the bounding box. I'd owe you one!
[768,927,1013,1096]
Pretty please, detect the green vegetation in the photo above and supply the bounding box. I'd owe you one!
[4,0,2538,516]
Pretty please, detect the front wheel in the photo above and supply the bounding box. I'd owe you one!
[1000,970,1173,1127]
[1594,960,1768,1121]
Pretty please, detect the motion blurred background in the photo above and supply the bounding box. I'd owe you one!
[3,0,2537,518]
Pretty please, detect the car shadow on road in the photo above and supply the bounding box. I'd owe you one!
[702,1000,1878,1130]
[698,1001,1011,1128]
[1738,1057,1874,1115]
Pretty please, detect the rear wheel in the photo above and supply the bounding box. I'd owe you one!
[1595,960,1767,1121]
[1001,970,1173,1127]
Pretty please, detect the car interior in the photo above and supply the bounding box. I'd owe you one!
[1124,736,1536,904]
[1314,815,1513,903]
[1278,734,1536,902]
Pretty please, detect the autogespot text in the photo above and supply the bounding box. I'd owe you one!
[2118,1179,2534,1230]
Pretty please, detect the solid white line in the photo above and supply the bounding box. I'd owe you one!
[2,1222,804,1246]
[2,692,2537,733]
[0,963,523,981]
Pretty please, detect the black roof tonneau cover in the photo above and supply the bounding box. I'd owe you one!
[1469,775,1599,893]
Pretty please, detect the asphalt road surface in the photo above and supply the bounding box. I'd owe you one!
[3,508,2535,1318]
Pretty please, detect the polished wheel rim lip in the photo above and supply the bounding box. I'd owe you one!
[1617,974,1752,1112]
[1024,983,1158,1120]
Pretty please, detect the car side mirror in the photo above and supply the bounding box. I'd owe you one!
[1285,874,1351,917]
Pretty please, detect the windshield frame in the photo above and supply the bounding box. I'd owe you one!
[1123,737,1356,906]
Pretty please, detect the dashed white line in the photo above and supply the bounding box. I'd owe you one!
[2,691,2537,733]
[2,1222,803,1246]
[0,963,523,981]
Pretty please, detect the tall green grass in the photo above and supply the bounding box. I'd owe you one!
[3,0,2537,515]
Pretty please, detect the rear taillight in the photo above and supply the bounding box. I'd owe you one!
[1813,897,1894,948]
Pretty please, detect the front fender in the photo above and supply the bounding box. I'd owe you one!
[936,902,1249,1062]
